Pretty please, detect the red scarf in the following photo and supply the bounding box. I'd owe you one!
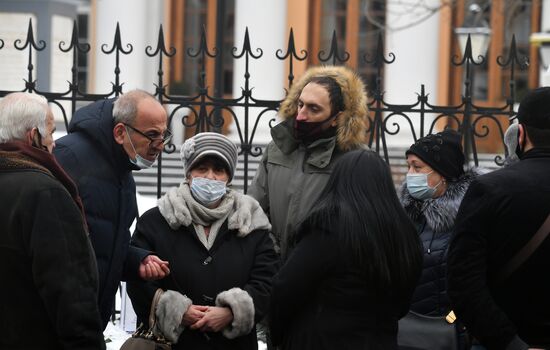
[0,141,88,231]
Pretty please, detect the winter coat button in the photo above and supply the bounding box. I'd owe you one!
[202,256,212,265]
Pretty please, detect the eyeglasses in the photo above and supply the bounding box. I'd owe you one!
[124,123,172,147]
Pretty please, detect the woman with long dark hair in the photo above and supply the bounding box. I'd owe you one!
[269,149,423,350]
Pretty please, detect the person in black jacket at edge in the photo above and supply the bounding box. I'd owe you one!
[398,129,481,349]
[54,90,170,328]
[0,92,105,349]
[447,87,550,350]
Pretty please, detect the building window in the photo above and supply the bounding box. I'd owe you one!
[169,0,235,97]
[77,13,88,93]
[310,0,386,96]
[450,0,539,104]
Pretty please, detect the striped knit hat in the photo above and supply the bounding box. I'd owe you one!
[180,132,239,181]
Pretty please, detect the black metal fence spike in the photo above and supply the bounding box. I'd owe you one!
[318,30,350,65]
[60,20,90,53]
[102,22,133,54]
[497,35,529,69]
[452,34,485,67]
[15,19,46,51]
[187,25,217,58]
[276,28,307,88]
[146,24,176,57]
[233,27,262,59]
[364,32,395,66]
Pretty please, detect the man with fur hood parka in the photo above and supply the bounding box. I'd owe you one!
[248,65,368,258]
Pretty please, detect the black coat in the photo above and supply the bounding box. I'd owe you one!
[448,148,550,349]
[270,227,415,350]
[127,207,278,350]
[0,151,105,349]
[54,99,149,328]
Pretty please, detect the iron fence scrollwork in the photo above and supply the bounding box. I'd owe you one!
[0,20,530,195]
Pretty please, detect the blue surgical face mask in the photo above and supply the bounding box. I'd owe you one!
[190,177,227,207]
[125,126,157,169]
[406,172,441,200]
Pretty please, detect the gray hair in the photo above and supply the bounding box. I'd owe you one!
[0,92,49,143]
[112,89,155,124]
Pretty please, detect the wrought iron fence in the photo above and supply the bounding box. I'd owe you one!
[0,20,529,195]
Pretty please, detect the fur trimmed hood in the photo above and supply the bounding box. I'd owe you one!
[278,65,368,151]
[400,168,485,233]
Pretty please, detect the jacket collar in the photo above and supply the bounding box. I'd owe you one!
[271,119,338,169]
[400,169,481,233]
[521,147,550,160]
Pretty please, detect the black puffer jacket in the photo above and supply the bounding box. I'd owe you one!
[54,99,150,328]
[401,169,479,316]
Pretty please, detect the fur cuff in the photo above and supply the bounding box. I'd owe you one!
[154,290,192,343]
[215,287,255,339]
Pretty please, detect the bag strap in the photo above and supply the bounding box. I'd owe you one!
[149,288,164,329]
[496,212,550,283]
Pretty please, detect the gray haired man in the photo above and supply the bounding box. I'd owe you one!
[0,92,105,349]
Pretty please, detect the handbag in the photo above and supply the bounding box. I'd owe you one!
[397,310,459,350]
[120,288,172,350]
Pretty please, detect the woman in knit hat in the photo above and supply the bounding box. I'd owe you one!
[127,132,278,350]
[398,129,480,349]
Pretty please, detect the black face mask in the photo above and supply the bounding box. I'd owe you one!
[293,113,338,143]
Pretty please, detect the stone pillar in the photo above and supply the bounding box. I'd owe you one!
[231,0,287,145]
[384,0,441,146]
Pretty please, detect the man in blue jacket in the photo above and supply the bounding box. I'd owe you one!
[54,89,170,328]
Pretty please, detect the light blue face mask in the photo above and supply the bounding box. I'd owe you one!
[190,177,227,207]
[125,126,157,169]
[406,172,441,201]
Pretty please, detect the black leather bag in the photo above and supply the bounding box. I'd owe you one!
[397,310,458,350]
[120,288,172,350]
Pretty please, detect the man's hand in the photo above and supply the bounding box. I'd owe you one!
[182,305,209,326]
[138,255,170,280]
[190,306,233,333]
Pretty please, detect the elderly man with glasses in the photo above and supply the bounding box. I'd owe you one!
[54,89,171,329]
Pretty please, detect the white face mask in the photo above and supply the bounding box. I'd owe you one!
[190,177,227,207]
[406,171,442,200]
[125,126,157,169]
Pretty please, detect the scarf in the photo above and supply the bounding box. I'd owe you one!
[158,180,271,237]
[0,141,88,229]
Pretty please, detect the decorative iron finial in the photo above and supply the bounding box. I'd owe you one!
[146,25,176,57]
[101,22,133,54]
[276,28,308,87]
[318,30,349,65]
[232,27,262,59]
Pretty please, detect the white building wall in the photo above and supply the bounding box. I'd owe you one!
[92,0,163,94]
[384,0,441,147]
[231,0,287,145]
